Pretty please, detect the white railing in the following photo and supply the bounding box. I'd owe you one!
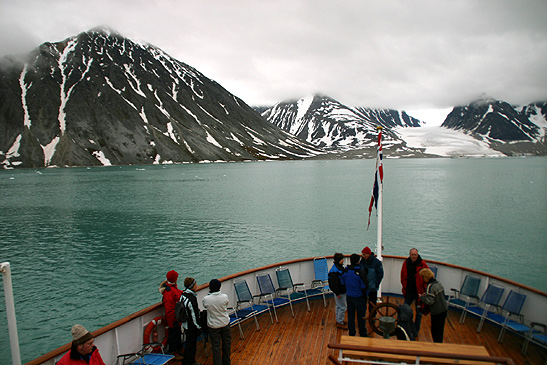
[1,262,22,365]
[22,256,547,365]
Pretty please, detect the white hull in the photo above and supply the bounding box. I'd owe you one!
[28,255,547,365]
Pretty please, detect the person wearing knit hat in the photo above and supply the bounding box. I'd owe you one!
[158,270,183,360]
[56,324,106,365]
[180,277,202,365]
[328,253,348,329]
[202,279,231,365]
[360,246,384,318]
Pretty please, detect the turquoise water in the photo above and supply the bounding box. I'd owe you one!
[1,157,546,363]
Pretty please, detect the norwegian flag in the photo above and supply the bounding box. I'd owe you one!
[367,127,383,230]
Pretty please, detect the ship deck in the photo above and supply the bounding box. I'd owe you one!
[184,295,545,365]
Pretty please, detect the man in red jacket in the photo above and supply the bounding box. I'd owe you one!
[400,248,429,333]
[57,324,105,365]
[159,269,183,359]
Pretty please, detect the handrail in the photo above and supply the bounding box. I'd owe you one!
[24,255,545,365]
[327,342,516,365]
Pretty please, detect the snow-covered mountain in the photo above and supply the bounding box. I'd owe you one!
[261,95,547,157]
[260,95,430,158]
[0,28,321,169]
[442,99,547,156]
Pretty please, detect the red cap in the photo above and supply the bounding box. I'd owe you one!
[362,247,372,255]
[166,270,178,283]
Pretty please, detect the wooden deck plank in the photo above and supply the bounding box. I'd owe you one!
[185,295,546,365]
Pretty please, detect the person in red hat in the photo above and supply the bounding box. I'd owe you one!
[159,270,183,359]
[359,246,384,317]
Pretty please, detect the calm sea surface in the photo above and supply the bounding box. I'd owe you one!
[1,157,546,363]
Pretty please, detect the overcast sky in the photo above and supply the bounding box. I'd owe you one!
[1,0,546,125]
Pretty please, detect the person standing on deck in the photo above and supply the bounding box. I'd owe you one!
[419,268,448,343]
[202,279,231,365]
[341,254,368,337]
[57,324,106,365]
[159,270,183,360]
[359,246,384,315]
[328,253,348,329]
[181,277,202,365]
[400,248,429,333]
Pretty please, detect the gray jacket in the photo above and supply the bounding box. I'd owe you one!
[421,279,448,315]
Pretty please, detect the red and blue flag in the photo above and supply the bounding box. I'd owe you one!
[367,127,383,229]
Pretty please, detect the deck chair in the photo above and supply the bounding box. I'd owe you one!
[429,264,438,278]
[448,274,481,316]
[256,272,291,322]
[461,283,505,332]
[309,257,330,307]
[233,277,273,331]
[116,344,174,365]
[523,322,547,355]
[228,308,244,340]
[275,266,311,315]
[483,290,528,343]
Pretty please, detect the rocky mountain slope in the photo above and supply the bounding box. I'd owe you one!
[0,28,321,169]
[260,95,430,158]
[261,95,547,157]
[442,99,547,156]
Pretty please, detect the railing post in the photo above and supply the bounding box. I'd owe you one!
[1,262,22,365]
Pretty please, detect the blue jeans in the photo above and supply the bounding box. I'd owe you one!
[347,296,367,337]
[334,293,347,324]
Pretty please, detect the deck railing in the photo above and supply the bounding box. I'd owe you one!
[23,255,547,365]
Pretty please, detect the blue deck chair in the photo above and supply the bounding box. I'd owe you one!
[116,344,174,365]
[309,257,330,307]
[523,322,547,355]
[275,266,311,315]
[227,307,244,340]
[484,290,528,343]
[461,283,505,332]
[233,277,273,330]
[256,272,291,322]
[448,274,481,313]
[429,265,438,278]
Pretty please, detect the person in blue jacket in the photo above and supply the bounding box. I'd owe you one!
[328,253,347,329]
[341,254,368,337]
[360,246,384,315]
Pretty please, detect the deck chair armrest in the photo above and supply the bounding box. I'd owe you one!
[531,322,547,331]
[142,342,165,354]
[450,288,460,294]
[469,295,479,300]
[276,287,288,292]
[252,294,262,302]
[311,279,322,286]
[116,353,138,365]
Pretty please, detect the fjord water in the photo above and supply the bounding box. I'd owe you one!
[1,157,546,363]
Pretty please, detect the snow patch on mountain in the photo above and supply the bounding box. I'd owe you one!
[396,126,503,157]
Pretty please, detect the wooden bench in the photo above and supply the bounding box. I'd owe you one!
[327,335,515,365]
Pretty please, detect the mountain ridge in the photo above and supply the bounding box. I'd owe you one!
[0,29,322,169]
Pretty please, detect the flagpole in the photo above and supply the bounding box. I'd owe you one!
[376,127,383,301]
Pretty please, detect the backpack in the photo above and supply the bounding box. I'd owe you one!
[175,294,188,322]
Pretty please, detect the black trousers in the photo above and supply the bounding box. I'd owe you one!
[167,324,182,354]
[431,311,447,343]
[209,324,231,365]
[183,327,199,365]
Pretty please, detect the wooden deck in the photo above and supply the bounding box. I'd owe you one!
[184,295,546,365]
